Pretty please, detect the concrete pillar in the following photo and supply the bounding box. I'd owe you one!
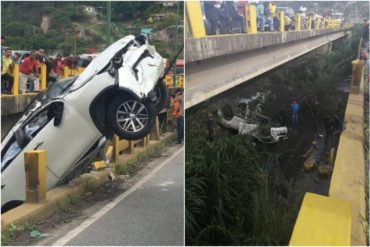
[279,11,284,32]
[246,5,257,34]
[185,1,206,38]
[24,150,47,203]
[12,64,19,96]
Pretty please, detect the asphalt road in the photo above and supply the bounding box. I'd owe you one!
[54,147,184,246]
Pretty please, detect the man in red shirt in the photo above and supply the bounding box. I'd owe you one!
[19,51,39,93]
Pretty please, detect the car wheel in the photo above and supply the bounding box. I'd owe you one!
[107,96,155,140]
[153,80,168,114]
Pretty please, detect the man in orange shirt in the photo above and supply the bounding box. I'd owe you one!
[172,87,184,144]
[19,51,39,93]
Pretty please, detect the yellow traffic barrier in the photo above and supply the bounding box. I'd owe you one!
[315,17,320,30]
[279,11,284,32]
[150,117,160,141]
[92,161,107,170]
[165,74,173,87]
[307,16,312,30]
[295,14,301,31]
[350,59,364,93]
[186,1,206,38]
[63,66,85,78]
[12,64,20,96]
[40,63,47,91]
[246,5,257,34]
[24,150,47,203]
[289,193,352,246]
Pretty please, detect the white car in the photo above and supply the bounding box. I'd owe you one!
[218,104,288,143]
[1,35,169,211]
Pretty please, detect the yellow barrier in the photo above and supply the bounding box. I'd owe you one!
[24,150,47,204]
[246,5,257,34]
[307,16,312,30]
[289,193,352,246]
[63,66,85,78]
[315,17,320,30]
[279,11,284,32]
[185,1,206,38]
[295,14,301,31]
[6,63,47,96]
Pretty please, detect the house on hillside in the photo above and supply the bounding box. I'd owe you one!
[140,28,154,38]
[82,6,98,17]
[155,1,177,7]
[150,14,166,22]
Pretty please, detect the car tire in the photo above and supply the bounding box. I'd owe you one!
[153,80,168,114]
[107,96,155,140]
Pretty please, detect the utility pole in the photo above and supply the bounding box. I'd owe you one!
[172,1,180,88]
[107,1,112,46]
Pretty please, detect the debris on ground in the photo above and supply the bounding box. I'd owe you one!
[303,159,315,171]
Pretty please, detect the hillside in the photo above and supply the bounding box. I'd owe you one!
[1,1,184,58]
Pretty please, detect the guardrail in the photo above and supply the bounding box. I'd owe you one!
[186,0,349,38]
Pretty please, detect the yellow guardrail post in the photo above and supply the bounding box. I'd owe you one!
[295,14,301,31]
[246,5,257,34]
[279,11,284,32]
[24,150,47,203]
[185,1,206,38]
[307,16,312,30]
[150,116,160,141]
[40,63,47,90]
[12,64,19,96]
[350,59,364,94]
[63,66,69,78]
[315,17,320,30]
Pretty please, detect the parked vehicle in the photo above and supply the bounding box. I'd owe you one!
[218,104,288,143]
[1,35,169,211]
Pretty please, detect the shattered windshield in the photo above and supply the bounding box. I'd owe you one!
[23,76,77,116]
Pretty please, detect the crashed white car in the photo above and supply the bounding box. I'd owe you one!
[218,105,288,143]
[1,35,169,211]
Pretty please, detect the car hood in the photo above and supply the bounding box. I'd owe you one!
[69,35,136,91]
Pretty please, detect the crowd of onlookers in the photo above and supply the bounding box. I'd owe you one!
[201,1,344,35]
[1,35,93,94]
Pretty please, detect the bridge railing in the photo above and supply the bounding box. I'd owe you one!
[186,0,348,38]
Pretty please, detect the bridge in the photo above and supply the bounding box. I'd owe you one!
[184,1,350,109]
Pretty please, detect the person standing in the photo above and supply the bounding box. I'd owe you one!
[19,51,39,93]
[1,48,13,94]
[290,99,300,124]
[172,88,184,144]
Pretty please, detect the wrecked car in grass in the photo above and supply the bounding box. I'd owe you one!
[1,35,170,211]
[218,104,288,143]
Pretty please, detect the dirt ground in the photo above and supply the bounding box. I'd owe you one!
[4,144,172,246]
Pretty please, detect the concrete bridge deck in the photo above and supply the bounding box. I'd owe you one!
[185,28,349,109]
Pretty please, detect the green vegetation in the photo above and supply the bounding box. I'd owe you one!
[1,1,183,58]
[115,163,128,175]
[1,222,37,246]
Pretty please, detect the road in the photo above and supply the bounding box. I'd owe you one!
[52,146,184,246]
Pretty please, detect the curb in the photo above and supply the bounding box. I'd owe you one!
[1,132,176,231]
